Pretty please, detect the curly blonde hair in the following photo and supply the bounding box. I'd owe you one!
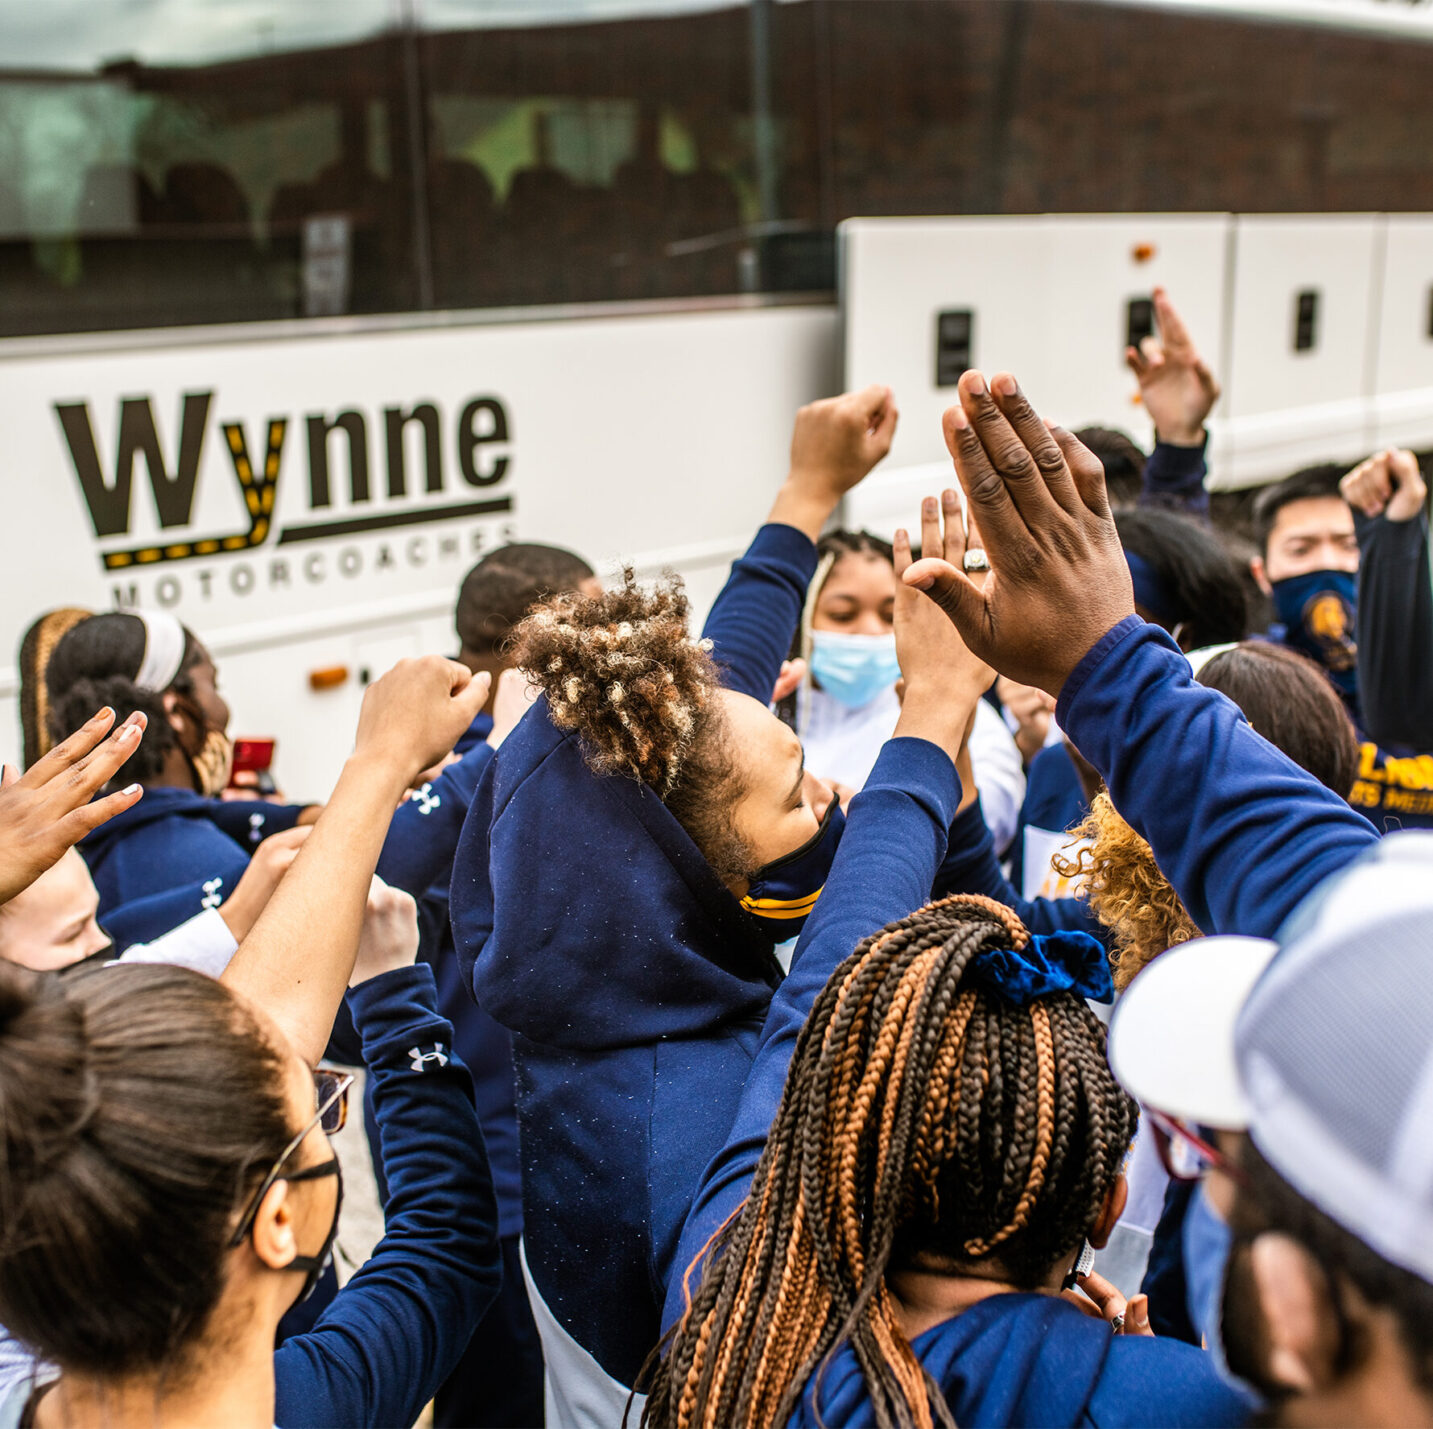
[512,569,755,883]
[1052,793,1199,992]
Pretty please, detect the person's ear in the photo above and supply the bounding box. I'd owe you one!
[247,1179,299,1273]
[1250,554,1274,598]
[1248,1232,1342,1395]
[1088,1172,1129,1250]
[161,689,189,739]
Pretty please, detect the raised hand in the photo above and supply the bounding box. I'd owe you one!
[1126,287,1220,447]
[349,877,420,986]
[0,708,147,905]
[903,370,1135,698]
[353,658,491,788]
[891,489,995,765]
[770,383,899,540]
[1341,448,1427,523]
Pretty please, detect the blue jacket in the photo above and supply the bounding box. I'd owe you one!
[450,522,817,1386]
[81,740,494,949]
[275,963,500,1428]
[1057,617,1378,938]
[795,1294,1245,1428]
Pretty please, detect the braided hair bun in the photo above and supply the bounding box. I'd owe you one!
[513,569,718,797]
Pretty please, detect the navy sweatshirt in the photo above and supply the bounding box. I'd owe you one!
[274,963,500,1429]
[1057,617,1378,938]
[451,522,817,1387]
[794,1294,1244,1428]
[81,738,494,949]
[665,736,1240,1427]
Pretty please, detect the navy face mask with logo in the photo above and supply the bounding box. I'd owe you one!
[740,800,845,938]
[1271,569,1358,699]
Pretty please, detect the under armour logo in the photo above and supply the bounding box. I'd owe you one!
[201,877,224,910]
[248,812,266,844]
[408,1043,449,1072]
[412,783,441,816]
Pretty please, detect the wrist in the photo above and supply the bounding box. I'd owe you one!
[338,750,411,804]
[768,473,837,542]
[1154,425,1206,449]
[895,682,979,755]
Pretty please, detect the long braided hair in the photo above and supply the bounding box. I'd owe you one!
[640,895,1138,1429]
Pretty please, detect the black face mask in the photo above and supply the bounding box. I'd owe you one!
[280,1157,344,1304]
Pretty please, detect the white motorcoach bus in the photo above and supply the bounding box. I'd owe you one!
[4,0,1433,791]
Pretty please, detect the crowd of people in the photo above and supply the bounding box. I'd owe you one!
[0,283,1428,1429]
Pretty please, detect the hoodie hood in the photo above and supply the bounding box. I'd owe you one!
[451,695,782,1053]
[794,1293,1247,1428]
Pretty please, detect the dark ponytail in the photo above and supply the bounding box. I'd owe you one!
[44,614,202,786]
[0,962,293,1376]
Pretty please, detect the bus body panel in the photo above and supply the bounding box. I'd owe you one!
[3,301,837,794]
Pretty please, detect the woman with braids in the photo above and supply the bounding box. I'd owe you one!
[449,387,900,1420]
[647,491,1244,1429]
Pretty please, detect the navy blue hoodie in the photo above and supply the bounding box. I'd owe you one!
[81,737,494,948]
[451,522,817,1386]
[794,1294,1245,1428]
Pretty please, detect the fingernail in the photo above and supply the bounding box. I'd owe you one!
[994,373,1018,397]
[949,407,969,431]
[119,723,142,742]
[94,707,113,723]
[120,711,146,730]
[907,573,934,591]
[922,496,937,517]
[943,488,960,508]
[966,371,986,396]
[122,784,142,797]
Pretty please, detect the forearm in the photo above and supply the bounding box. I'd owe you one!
[223,755,406,1065]
[1354,510,1433,750]
[700,523,818,702]
[1058,618,1377,937]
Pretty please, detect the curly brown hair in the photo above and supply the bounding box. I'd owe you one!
[512,569,755,883]
[1052,793,1199,993]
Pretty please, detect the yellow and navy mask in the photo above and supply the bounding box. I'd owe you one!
[740,799,845,938]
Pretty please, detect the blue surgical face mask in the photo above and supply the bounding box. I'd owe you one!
[1270,569,1358,699]
[740,799,845,938]
[1185,1180,1262,1409]
[808,631,901,710]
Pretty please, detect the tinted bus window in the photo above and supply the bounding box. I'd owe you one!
[5,1,1433,336]
[0,1,411,336]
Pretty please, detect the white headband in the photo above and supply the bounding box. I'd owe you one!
[133,610,187,692]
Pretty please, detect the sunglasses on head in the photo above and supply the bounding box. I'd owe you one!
[228,1069,353,1248]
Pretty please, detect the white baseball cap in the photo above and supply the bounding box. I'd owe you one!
[1108,830,1433,1285]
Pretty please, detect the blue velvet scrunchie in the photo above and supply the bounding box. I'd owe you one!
[967,929,1113,1006]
